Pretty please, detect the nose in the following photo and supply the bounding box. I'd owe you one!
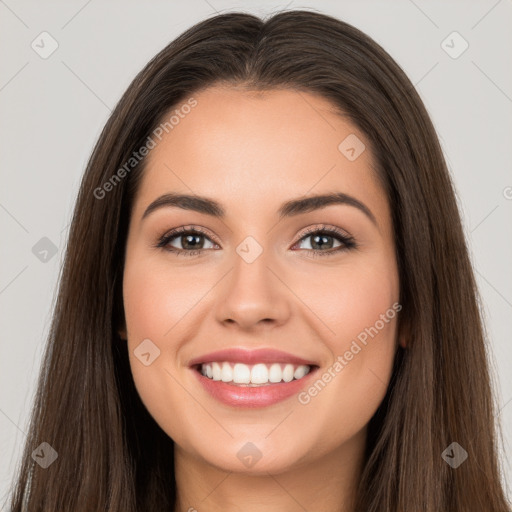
[214,247,291,331]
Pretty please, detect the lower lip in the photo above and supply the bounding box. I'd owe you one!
[191,366,319,408]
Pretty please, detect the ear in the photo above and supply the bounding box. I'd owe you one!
[117,320,127,341]
[397,310,409,349]
[114,294,127,340]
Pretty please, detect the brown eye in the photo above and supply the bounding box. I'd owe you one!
[297,232,341,251]
[293,227,356,257]
[156,227,217,256]
[172,233,209,251]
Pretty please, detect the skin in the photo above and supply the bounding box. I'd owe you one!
[120,85,405,512]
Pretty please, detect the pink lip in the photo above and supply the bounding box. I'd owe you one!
[188,347,318,367]
[191,365,320,408]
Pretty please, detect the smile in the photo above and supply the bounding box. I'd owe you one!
[198,362,312,386]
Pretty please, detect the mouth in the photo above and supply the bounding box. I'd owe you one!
[188,347,320,408]
[191,361,319,386]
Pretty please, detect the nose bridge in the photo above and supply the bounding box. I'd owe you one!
[214,235,290,328]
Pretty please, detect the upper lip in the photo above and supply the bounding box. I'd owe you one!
[188,348,319,368]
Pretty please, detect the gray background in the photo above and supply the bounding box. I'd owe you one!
[1,0,511,507]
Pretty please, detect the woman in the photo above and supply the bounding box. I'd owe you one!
[8,9,510,512]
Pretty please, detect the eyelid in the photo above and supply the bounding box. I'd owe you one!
[156,223,356,254]
[291,224,356,253]
[296,223,352,240]
[160,225,221,245]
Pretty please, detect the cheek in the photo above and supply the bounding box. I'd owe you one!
[121,252,203,429]
[331,267,398,349]
[292,253,399,430]
[290,251,399,349]
[334,262,399,384]
[122,238,400,448]
[122,252,206,341]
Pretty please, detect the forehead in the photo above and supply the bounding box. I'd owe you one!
[135,86,386,222]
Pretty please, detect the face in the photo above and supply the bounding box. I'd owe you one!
[121,85,403,474]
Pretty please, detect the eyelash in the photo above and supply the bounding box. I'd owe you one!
[155,224,357,258]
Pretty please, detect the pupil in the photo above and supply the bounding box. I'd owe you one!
[179,233,335,251]
[312,234,333,250]
[182,234,202,250]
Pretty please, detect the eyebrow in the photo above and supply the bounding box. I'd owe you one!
[141,192,377,226]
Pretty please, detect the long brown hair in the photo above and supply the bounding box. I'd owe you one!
[7,9,510,511]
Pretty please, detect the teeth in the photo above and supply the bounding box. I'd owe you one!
[199,362,312,385]
[250,363,268,384]
[221,363,233,382]
[269,363,282,383]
